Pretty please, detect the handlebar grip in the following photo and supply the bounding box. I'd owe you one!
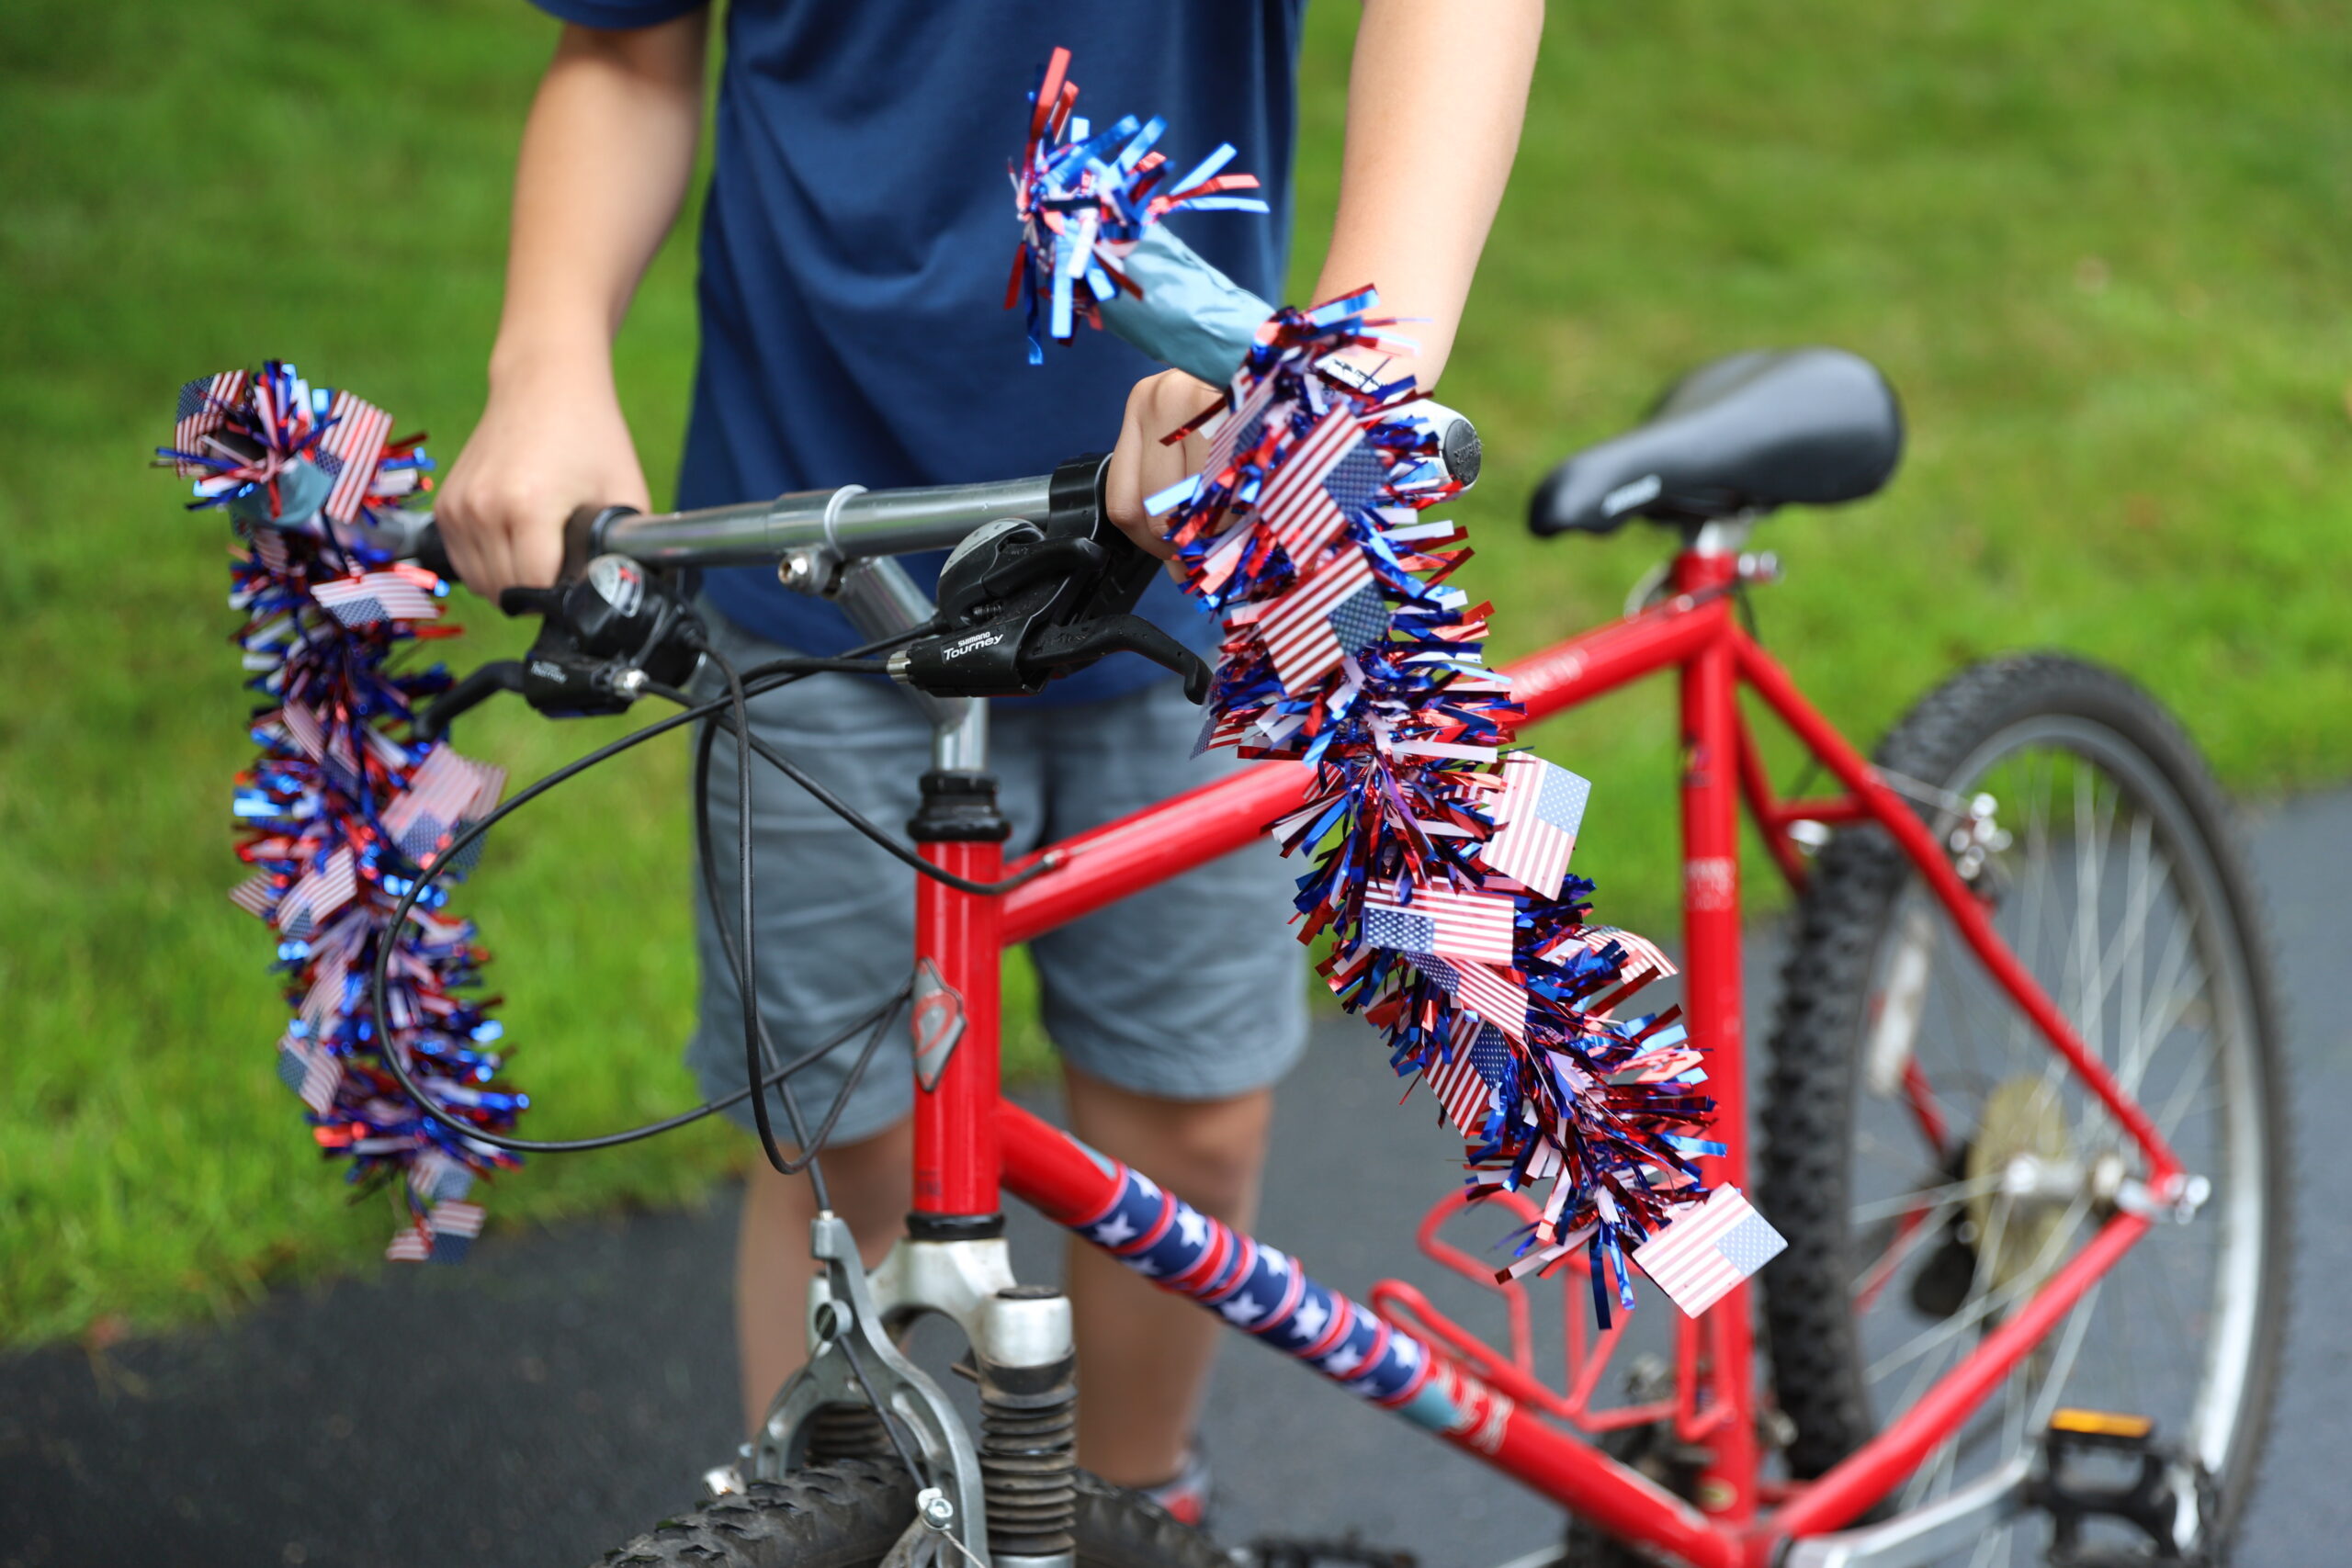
[410,520,458,584]
[1389,399,1481,489]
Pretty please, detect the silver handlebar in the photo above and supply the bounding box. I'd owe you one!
[593,474,1060,570]
[384,400,1476,577]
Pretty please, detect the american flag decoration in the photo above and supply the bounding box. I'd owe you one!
[310,567,442,627]
[1363,880,1518,966]
[1481,754,1590,899]
[1255,408,1376,562]
[163,362,525,1264]
[315,389,394,525]
[1132,260,1730,1324]
[1424,1015,1513,1135]
[1258,547,1385,694]
[1631,1186,1786,1316]
[380,745,505,867]
[173,370,250,477]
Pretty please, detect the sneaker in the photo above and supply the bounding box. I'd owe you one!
[1140,1445,1214,1529]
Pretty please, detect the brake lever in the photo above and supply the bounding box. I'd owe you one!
[414,660,528,742]
[1023,615,1210,703]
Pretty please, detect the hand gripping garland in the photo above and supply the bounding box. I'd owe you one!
[1013,50,1778,1320]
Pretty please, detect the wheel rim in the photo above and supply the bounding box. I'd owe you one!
[1839,713,2271,1562]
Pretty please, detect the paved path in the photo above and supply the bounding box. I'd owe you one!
[5,792,2345,1568]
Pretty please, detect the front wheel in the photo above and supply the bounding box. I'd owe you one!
[598,1460,1231,1568]
[1759,654,2289,1564]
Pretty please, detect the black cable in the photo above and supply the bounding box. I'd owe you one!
[654,681,1057,898]
[365,633,920,1154]
[709,645,796,1178]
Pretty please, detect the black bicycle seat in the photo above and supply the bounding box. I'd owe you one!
[1528,347,1903,536]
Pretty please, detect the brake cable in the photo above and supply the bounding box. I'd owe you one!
[368,637,914,1159]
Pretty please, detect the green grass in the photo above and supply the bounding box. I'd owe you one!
[4,0,2347,1348]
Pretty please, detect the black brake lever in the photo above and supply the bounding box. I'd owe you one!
[415,660,527,742]
[1023,615,1211,704]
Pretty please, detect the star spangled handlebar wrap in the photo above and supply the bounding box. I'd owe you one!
[163,361,517,1264]
[1009,44,1272,378]
[1017,55,1770,1322]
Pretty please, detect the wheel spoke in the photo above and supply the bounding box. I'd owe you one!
[1850,1171,2006,1224]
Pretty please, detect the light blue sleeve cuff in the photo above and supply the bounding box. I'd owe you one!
[1097,226,1277,388]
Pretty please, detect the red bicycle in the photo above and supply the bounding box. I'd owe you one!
[398,347,2285,1568]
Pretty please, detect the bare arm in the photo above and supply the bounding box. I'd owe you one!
[1106,0,1544,550]
[436,13,708,601]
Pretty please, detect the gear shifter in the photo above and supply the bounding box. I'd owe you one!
[886,453,1212,703]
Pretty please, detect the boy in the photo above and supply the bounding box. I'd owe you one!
[435,0,1540,1520]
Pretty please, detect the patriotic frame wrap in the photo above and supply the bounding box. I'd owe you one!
[1139,307,1731,1322]
[165,362,518,1264]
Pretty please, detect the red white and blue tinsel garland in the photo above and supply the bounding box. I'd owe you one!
[164,362,518,1263]
[1017,59,1746,1322]
[1008,45,1271,364]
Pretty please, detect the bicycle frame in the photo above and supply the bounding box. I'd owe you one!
[882,527,2188,1568]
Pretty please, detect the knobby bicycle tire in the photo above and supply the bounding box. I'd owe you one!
[596,1459,1232,1568]
[1758,653,2290,1552]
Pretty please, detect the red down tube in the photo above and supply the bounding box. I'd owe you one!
[1000,1101,1739,1568]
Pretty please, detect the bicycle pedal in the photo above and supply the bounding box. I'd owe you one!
[2031,1411,2213,1567]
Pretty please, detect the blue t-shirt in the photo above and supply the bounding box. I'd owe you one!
[530,0,1305,703]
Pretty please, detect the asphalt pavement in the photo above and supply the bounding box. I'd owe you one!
[4,790,2345,1568]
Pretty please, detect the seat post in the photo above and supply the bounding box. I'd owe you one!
[1684,514,1758,558]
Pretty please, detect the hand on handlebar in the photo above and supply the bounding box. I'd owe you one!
[435,361,651,603]
[1103,368,1223,561]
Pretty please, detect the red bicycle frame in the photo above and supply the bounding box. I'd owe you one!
[906,537,2185,1567]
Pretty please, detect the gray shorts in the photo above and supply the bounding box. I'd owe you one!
[685,608,1309,1147]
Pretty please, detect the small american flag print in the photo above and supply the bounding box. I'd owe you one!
[1414,953,1527,1040]
[172,370,249,476]
[311,569,442,627]
[1481,754,1590,899]
[1363,881,1518,966]
[315,389,393,524]
[1254,409,1380,562]
[1424,1014,1513,1134]
[1631,1185,1786,1317]
[1259,549,1384,693]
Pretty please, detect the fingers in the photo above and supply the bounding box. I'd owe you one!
[432,387,650,605]
[1102,380,1168,558]
[1104,370,1221,561]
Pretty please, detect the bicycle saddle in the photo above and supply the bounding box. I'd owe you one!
[1528,347,1903,536]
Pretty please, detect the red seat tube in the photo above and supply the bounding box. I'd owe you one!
[910,771,1007,1221]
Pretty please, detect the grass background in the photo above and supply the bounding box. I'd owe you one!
[3,0,2346,1348]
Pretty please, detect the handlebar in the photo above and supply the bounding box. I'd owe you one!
[383,401,1477,731]
[390,399,1478,584]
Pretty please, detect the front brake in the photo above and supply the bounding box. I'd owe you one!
[415,537,702,739]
